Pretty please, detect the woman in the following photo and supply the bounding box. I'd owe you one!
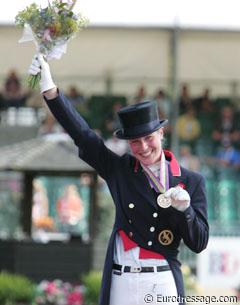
[28,55,209,305]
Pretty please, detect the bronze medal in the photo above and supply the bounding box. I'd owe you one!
[158,230,173,246]
[157,194,171,208]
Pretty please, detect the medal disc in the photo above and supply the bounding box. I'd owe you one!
[157,194,171,208]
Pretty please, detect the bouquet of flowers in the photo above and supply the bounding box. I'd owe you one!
[15,0,88,88]
[34,279,85,305]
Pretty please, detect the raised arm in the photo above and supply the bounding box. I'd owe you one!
[28,55,119,179]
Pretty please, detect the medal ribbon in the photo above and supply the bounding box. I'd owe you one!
[141,151,168,193]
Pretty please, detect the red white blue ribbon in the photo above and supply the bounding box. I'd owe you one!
[141,151,169,193]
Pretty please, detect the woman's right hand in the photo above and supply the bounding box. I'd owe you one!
[28,54,58,98]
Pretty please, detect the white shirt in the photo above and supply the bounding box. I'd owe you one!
[113,161,168,267]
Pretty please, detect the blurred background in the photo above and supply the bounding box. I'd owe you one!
[0,0,240,304]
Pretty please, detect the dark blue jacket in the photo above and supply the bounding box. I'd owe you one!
[46,92,209,305]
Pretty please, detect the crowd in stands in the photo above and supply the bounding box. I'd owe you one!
[0,70,240,178]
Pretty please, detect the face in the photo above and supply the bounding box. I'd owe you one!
[128,129,163,166]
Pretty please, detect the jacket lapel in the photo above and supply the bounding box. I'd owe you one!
[134,168,159,209]
[168,164,183,188]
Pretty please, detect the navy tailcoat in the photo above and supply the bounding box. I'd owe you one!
[45,92,209,305]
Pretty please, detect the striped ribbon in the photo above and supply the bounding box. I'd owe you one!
[141,152,168,193]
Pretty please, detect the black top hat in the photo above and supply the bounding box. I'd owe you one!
[114,100,168,140]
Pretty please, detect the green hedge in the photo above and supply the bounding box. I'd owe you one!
[0,272,35,305]
[82,271,102,305]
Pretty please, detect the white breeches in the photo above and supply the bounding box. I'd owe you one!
[109,269,178,305]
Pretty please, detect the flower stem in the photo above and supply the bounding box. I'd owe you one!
[28,73,41,89]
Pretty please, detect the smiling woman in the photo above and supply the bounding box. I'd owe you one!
[27,52,209,305]
[128,131,163,166]
[114,101,167,165]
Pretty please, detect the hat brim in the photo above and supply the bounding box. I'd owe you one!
[114,119,168,140]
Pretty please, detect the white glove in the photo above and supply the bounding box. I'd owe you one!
[164,186,190,212]
[28,54,56,93]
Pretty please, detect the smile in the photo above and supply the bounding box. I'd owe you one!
[140,151,152,158]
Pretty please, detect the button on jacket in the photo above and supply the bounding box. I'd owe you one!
[45,92,209,305]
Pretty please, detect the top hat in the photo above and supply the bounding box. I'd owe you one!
[114,100,168,140]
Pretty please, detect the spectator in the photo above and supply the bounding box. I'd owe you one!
[153,89,171,119]
[193,88,212,112]
[105,101,123,136]
[134,84,146,103]
[179,83,192,114]
[179,145,201,172]
[197,91,216,140]
[0,69,28,109]
[176,106,201,151]
[214,138,240,170]
[65,85,85,107]
[212,105,240,147]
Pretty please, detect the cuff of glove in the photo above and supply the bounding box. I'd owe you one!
[172,201,190,212]
[40,80,56,94]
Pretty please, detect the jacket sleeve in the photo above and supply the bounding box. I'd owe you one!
[178,174,209,253]
[45,91,119,179]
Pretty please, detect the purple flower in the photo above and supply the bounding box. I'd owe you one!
[72,14,78,20]
[43,29,52,41]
